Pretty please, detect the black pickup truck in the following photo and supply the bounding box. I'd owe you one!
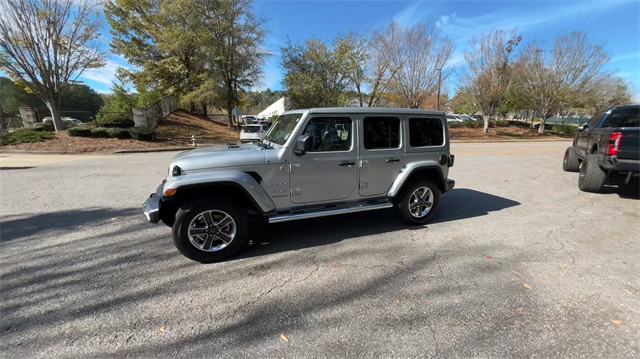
[563,105,640,192]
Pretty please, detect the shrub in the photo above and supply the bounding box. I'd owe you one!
[107,128,132,139]
[128,127,155,141]
[67,125,93,137]
[548,124,578,135]
[5,128,55,144]
[448,121,464,128]
[464,120,483,128]
[493,120,510,127]
[97,113,135,128]
[91,127,112,138]
[508,120,531,128]
[36,121,56,131]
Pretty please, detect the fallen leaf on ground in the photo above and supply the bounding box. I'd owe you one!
[516,307,525,312]
[159,326,167,333]
[611,320,623,325]
[485,255,492,260]
[559,266,567,269]
[331,261,341,267]
[395,299,400,305]
[523,283,532,290]
[280,333,290,342]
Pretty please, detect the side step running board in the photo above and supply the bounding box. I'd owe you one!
[267,202,393,224]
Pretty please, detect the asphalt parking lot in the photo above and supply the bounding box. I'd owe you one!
[1,141,639,358]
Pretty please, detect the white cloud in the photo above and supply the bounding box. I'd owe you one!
[611,52,640,63]
[78,55,134,91]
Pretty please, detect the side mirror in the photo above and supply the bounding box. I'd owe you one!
[293,135,312,156]
[578,123,588,132]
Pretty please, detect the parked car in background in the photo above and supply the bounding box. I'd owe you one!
[446,114,463,122]
[240,124,270,143]
[471,115,484,121]
[243,115,257,124]
[42,117,83,126]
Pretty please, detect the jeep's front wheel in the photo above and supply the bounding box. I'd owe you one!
[172,197,249,263]
[395,180,440,225]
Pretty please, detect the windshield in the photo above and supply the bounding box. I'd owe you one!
[264,113,304,146]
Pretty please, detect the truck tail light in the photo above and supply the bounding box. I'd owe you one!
[606,132,622,156]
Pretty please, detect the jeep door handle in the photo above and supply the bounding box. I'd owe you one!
[385,158,401,163]
[338,161,356,167]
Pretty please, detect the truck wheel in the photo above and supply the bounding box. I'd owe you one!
[578,154,606,193]
[562,146,580,172]
[172,197,249,263]
[395,180,440,225]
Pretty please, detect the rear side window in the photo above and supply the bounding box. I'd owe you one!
[363,117,400,149]
[409,118,444,147]
[602,107,640,128]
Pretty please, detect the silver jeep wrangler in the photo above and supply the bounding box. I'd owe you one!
[143,107,455,262]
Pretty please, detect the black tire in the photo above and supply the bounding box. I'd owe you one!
[172,197,249,263]
[394,179,440,225]
[562,146,580,172]
[578,153,607,193]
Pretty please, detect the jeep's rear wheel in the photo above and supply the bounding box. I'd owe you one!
[578,153,607,193]
[395,180,440,225]
[562,146,580,172]
[172,197,249,263]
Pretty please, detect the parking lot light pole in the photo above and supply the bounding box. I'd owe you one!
[436,67,442,111]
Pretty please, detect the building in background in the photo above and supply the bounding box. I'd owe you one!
[258,97,287,119]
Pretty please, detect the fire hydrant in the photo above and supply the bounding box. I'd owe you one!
[191,135,197,147]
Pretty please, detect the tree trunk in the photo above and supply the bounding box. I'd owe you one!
[227,80,234,127]
[483,116,490,133]
[538,118,547,134]
[45,100,64,131]
[201,102,208,116]
[188,102,196,112]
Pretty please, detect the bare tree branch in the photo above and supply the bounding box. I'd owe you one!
[0,0,106,131]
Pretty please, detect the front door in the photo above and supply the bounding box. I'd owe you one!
[289,115,357,204]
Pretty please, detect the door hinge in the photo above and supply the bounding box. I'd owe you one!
[290,188,302,196]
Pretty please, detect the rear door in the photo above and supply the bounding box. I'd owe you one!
[358,114,404,197]
[576,112,605,157]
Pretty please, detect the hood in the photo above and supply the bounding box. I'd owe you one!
[170,143,266,171]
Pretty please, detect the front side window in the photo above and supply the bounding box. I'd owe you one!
[363,117,400,149]
[409,118,444,147]
[301,117,352,152]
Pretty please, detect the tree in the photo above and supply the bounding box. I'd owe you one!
[451,89,479,115]
[514,31,608,133]
[281,35,366,109]
[59,84,104,121]
[0,76,43,116]
[105,0,203,110]
[0,0,106,131]
[106,0,267,127]
[583,75,632,113]
[187,0,268,126]
[385,21,454,109]
[364,22,404,107]
[461,29,522,132]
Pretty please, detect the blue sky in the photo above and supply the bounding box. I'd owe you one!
[6,0,639,99]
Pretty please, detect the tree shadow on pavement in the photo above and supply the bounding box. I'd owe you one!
[0,207,141,243]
